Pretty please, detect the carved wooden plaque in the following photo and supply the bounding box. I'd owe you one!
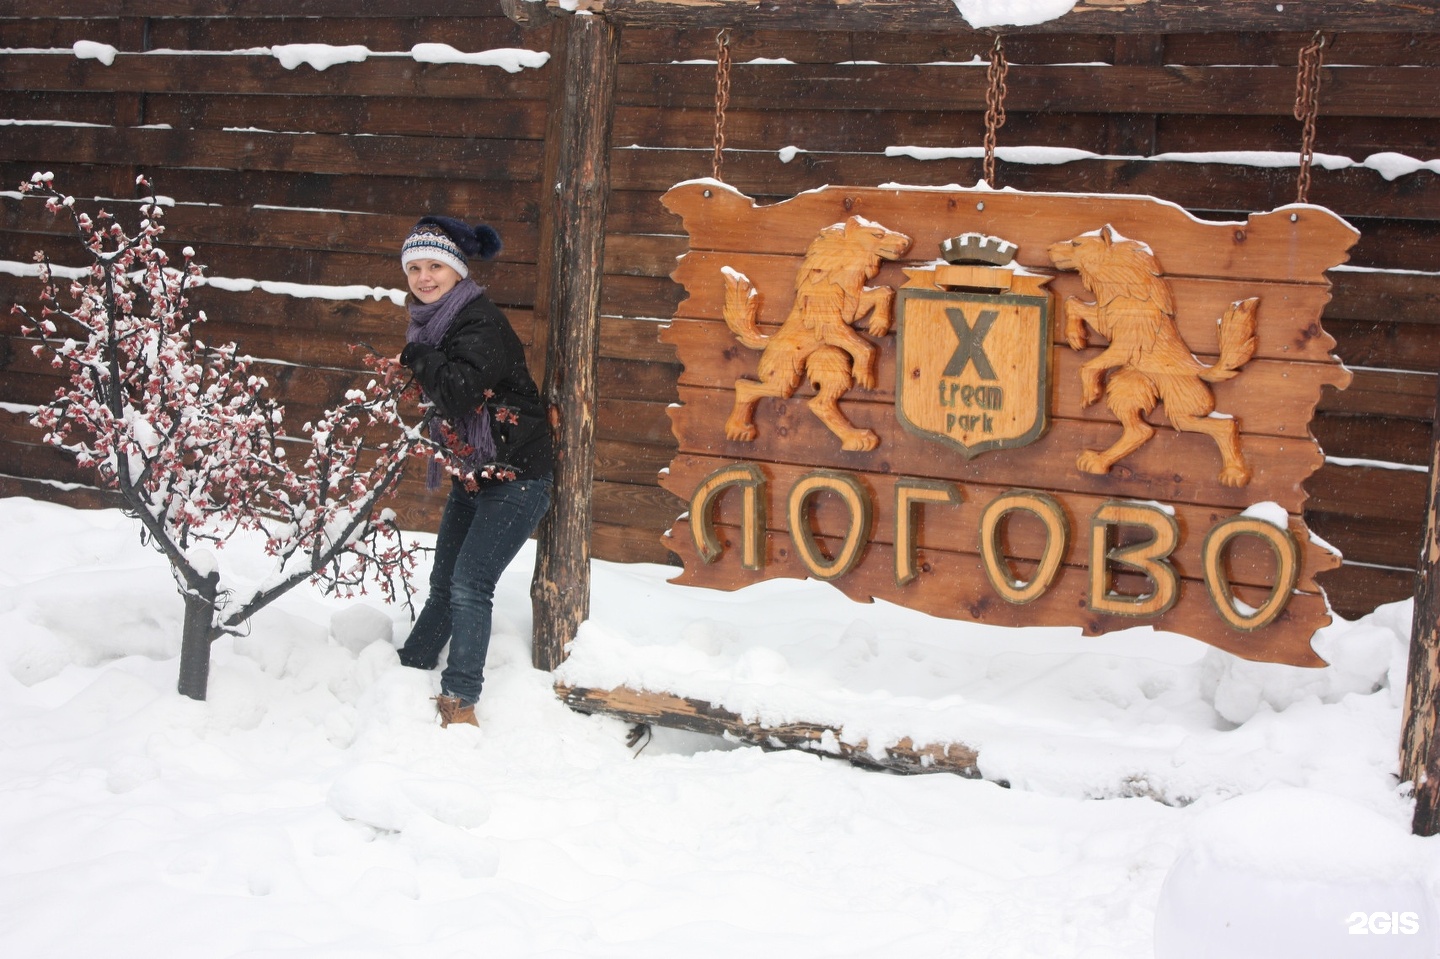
[896,261,1053,457]
[658,182,1356,667]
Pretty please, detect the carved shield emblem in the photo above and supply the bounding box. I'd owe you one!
[895,264,1054,458]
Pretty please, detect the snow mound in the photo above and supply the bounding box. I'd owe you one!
[1156,789,1438,957]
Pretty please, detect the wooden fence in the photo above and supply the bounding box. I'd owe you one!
[1,2,1437,621]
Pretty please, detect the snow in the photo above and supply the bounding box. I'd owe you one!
[1155,789,1438,956]
[271,44,370,71]
[2,255,406,305]
[1152,150,1356,171]
[1365,152,1440,181]
[409,44,551,74]
[0,118,109,129]
[1241,500,1291,530]
[71,40,118,66]
[954,0,1078,29]
[1,495,1437,957]
[201,274,407,306]
[1326,455,1430,473]
[6,42,550,74]
[886,143,1440,179]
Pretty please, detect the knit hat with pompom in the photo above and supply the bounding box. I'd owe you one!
[400,215,502,279]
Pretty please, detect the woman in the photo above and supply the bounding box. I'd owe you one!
[391,216,553,728]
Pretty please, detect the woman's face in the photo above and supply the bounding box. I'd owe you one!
[406,259,463,304]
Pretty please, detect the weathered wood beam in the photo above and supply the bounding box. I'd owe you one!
[1401,374,1440,837]
[559,684,983,776]
[530,13,622,671]
[508,0,1440,34]
[0,1,489,15]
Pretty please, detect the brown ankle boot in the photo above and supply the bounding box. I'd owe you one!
[434,695,477,728]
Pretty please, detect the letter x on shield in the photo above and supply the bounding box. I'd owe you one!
[944,307,998,380]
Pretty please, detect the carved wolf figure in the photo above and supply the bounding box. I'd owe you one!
[721,216,912,452]
[1048,225,1259,487]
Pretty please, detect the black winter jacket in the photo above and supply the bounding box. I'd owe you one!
[399,293,553,484]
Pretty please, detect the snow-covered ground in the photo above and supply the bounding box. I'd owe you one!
[1,495,1436,957]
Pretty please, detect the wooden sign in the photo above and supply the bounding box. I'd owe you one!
[658,182,1356,667]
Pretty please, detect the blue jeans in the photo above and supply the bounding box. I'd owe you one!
[398,477,552,704]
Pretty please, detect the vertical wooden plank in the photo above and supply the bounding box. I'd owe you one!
[530,13,621,671]
[1401,378,1440,836]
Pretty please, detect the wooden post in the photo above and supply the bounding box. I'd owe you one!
[530,13,621,671]
[1401,374,1440,836]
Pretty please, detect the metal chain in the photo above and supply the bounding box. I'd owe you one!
[983,34,1010,187]
[712,29,733,182]
[1294,31,1326,205]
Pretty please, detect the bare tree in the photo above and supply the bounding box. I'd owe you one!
[12,172,434,700]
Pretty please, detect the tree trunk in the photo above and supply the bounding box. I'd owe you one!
[1401,375,1440,835]
[530,13,621,672]
[176,570,220,701]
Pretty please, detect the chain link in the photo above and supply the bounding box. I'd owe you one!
[983,34,1009,188]
[712,29,733,183]
[1294,31,1325,205]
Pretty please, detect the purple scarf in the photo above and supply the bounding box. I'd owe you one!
[406,278,496,487]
